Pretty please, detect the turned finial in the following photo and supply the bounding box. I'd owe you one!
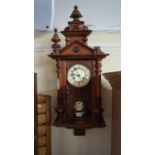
[54,28,57,32]
[74,5,78,9]
[51,28,60,43]
[70,5,82,20]
[51,28,61,52]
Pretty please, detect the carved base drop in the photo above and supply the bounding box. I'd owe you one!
[74,129,85,136]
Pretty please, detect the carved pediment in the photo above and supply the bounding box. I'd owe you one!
[48,40,109,59]
[60,41,94,55]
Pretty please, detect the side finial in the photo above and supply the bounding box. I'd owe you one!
[51,28,60,43]
[51,28,61,53]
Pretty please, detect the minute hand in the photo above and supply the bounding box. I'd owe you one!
[74,68,79,75]
[74,68,82,80]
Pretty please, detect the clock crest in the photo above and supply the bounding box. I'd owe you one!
[49,5,109,135]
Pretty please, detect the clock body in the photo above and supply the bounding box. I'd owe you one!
[49,6,109,135]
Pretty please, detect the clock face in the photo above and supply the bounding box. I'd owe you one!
[67,64,91,88]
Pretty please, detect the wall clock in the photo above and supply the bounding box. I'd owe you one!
[49,5,109,135]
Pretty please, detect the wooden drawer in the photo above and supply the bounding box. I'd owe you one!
[38,147,46,155]
[38,95,46,103]
[38,136,46,147]
[35,94,51,155]
[38,114,46,125]
[38,125,46,136]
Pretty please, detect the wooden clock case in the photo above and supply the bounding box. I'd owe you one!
[49,6,109,135]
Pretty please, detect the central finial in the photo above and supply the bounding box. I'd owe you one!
[54,28,57,33]
[61,5,92,44]
[70,5,82,20]
[74,5,78,9]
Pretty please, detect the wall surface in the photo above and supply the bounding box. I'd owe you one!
[34,0,121,31]
[34,31,121,155]
[53,0,121,31]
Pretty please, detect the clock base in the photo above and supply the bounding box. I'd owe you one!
[74,129,85,136]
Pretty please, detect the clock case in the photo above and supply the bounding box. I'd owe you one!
[49,6,109,135]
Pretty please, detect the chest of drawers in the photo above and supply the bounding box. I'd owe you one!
[37,94,51,155]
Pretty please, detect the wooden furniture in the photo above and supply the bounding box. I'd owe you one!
[37,94,51,155]
[104,71,121,155]
[48,5,109,135]
[34,73,38,155]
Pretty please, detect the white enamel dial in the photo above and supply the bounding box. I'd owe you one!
[67,64,91,88]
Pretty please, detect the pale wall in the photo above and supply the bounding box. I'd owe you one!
[34,31,121,155]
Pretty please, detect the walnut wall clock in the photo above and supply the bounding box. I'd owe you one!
[49,5,109,135]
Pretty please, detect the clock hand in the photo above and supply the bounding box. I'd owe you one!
[71,72,78,76]
[74,68,80,76]
[73,69,82,82]
[71,73,81,81]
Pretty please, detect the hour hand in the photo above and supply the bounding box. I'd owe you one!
[71,71,81,78]
[71,72,78,77]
